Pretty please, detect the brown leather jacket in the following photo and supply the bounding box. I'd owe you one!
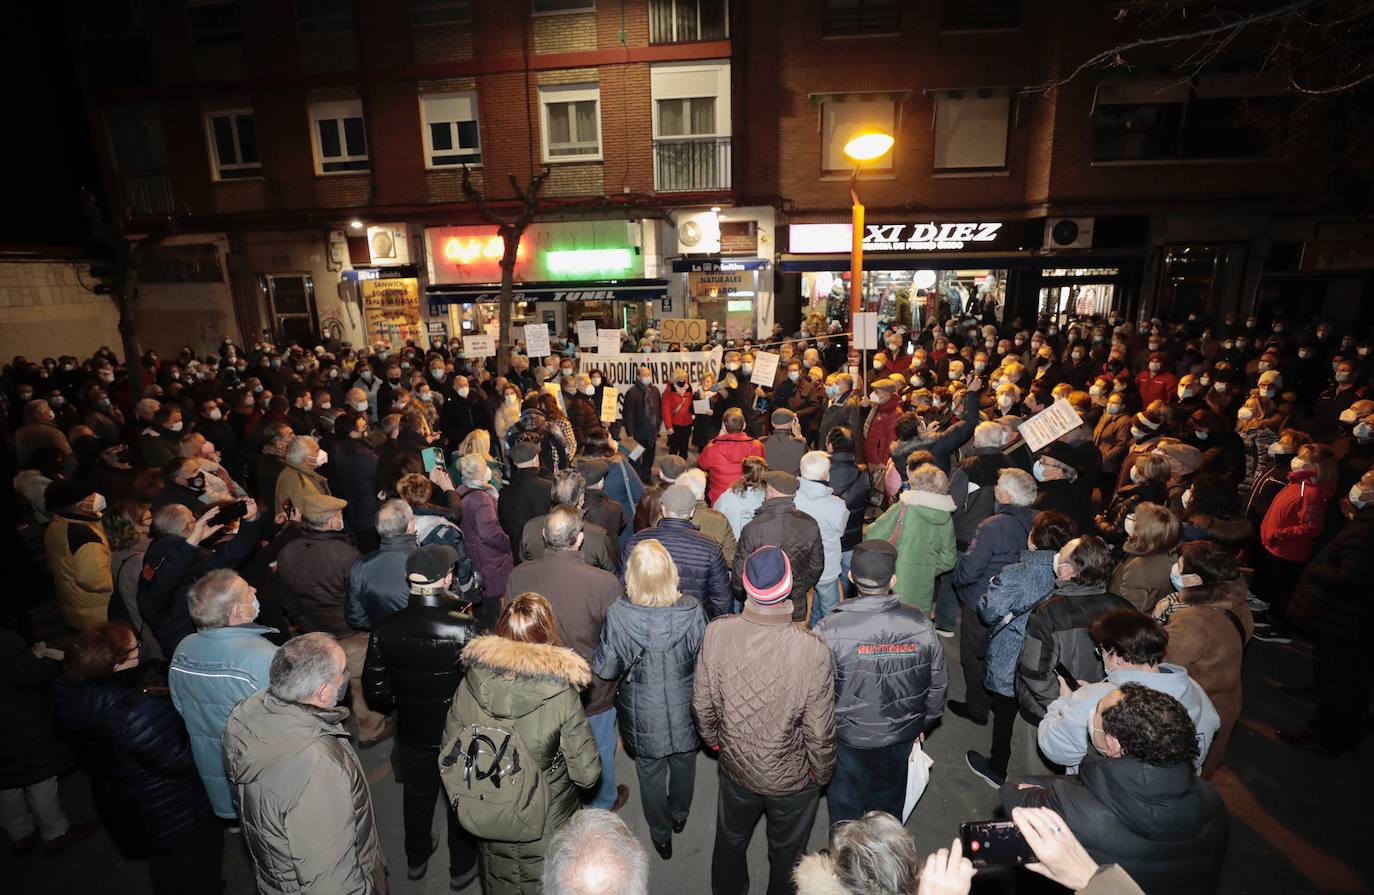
[692,599,836,796]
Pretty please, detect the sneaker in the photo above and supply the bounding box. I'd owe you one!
[409,834,439,880]
[936,627,955,639]
[947,700,989,726]
[1252,622,1293,644]
[965,751,1006,789]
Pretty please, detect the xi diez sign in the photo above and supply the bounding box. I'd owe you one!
[788,221,1020,254]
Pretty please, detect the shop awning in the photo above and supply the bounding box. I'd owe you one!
[426,279,669,309]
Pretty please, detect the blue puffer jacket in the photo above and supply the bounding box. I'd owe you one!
[977,550,1057,697]
[169,625,279,818]
[953,505,1038,609]
[622,518,733,618]
[592,596,705,760]
[344,533,418,630]
[52,669,213,856]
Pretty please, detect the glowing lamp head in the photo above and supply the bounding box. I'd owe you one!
[349,219,364,230]
[843,131,894,163]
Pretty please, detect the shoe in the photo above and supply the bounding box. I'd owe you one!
[10,833,38,858]
[653,839,673,860]
[936,627,955,639]
[948,701,988,726]
[42,821,99,855]
[671,818,687,834]
[965,751,1007,789]
[1275,727,1341,758]
[1246,595,1270,611]
[450,863,481,891]
[609,784,631,813]
[408,834,439,880]
[1252,622,1293,644]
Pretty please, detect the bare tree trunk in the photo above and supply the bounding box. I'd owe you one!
[497,258,515,373]
[117,289,145,401]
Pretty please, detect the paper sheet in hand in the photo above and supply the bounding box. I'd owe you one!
[597,330,623,355]
[750,350,780,386]
[523,323,551,357]
[463,334,495,358]
[693,398,713,415]
[1018,398,1084,453]
[600,386,619,423]
[576,319,598,346]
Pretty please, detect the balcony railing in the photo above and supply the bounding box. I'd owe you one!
[119,172,177,218]
[654,137,732,192]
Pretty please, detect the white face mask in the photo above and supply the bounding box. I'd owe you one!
[505,394,518,405]
[1237,406,1255,421]
[640,376,653,386]
[998,395,1014,409]
[788,371,800,382]
[591,376,602,386]
[208,408,223,420]
[456,387,470,398]
[316,449,329,466]
[1351,484,1370,508]
[869,391,884,404]
[167,421,183,432]
[581,386,595,396]
[352,401,369,412]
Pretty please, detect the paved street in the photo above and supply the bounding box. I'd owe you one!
[4,592,1369,894]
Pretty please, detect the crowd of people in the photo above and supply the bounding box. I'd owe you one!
[1,305,1371,895]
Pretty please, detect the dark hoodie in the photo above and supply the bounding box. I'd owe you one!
[1002,752,1228,895]
[592,595,706,759]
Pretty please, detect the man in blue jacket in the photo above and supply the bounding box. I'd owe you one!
[815,540,947,826]
[169,570,278,820]
[621,485,733,618]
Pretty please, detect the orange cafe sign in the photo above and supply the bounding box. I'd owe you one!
[426,222,641,286]
[441,233,523,265]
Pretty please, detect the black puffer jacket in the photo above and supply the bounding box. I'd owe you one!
[363,591,477,750]
[622,518,733,619]
[1288,504,1374,641]
[1016,584,1131,721]
[51,669,213,856]
[1003,753,1228,895]
[732,496,825,622]
[827,452,868,551]
[814,594,948,748]
[0,631,74,789]
[592,596,705,759]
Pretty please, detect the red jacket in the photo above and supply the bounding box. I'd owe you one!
[662,386,694,429]
[698,432,765,503]
[863,399,902,467]
[1260,468,1335,563]
[1135,370,1177,409]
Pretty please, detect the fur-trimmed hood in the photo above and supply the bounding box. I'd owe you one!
[899,488,957,512]
[461,634,591,687]
[793,852,852,895]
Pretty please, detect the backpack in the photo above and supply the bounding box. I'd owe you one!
[439,719,552,843]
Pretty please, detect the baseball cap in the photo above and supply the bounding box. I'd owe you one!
[406,544,459,586]
[849,540,897,589]
[762,470,799,495]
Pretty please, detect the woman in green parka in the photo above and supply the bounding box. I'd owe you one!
[444,593,601,895]
[864,462,958,613]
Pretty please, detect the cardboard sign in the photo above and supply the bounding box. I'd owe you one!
[523,323,551,358]
[852,312,879,351]
[464,333,495,358]
[660,318,708,345]
[750,350,780,387]
[597,329,624,355]
[576,319,598,346]
[1019,398,1085,453]
[426,320,448,349]
[600,386,619,423]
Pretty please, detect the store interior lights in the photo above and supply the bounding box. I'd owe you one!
[545,248,633,275]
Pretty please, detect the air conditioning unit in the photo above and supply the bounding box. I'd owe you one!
[1044,217,1095,250]
[366,224,411,266]
[675,211,721,255]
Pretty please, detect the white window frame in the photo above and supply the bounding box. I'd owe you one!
[205,109,262,180]
[421,91,482,169]
[932,92,1010,171]
[531,0,596,15]
[309,99,369,175]
[539,84,602,163]
[650,62,730,140]
[821,98,895,174]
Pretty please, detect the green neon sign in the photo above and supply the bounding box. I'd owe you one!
[545,248,632,276]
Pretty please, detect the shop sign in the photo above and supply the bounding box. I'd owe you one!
[427,221,641,285]
[671,258,767,272]
[361,278,422,347]
[689,270,749,296]
[790,222,1009,254]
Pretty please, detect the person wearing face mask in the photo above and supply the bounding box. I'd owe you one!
[454,452,514,623]
[1091,392,1135,501]
[622,365,664,482]
[1135,352,1177,410]
[325,411,381,552]
[168,570,279,822]
[861,378,903,482]
[1313,360,1364,440]
[1280,468,1374,757]
[43,481,113,632]
[1234,393,1282,496]
[15,397,73,466]
[1255,443,1339,642]
[657,367,696,460]
[560,372,601,449]
[153,457,215,514]
[1061,341,1094,391]
[285,385,316,437]
[273,435,333,518]
[817,372,863,452]
[439,374,494,452]
[1183,408,1244,487]
[1031,445,1096,536]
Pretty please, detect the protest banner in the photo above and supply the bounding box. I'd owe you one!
[463,333,495,358]
[750,350,780,386]
[1018,398,1084,453]
[523,323,551,357]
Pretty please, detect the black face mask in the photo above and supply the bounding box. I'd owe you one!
[187,474,207,493]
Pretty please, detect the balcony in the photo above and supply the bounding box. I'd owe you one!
[118,173,177,219]
[654,137,732,193]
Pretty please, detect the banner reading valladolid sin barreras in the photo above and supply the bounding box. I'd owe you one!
[565,351,723,388]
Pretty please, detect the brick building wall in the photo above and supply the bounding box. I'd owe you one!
[0,256,121,359]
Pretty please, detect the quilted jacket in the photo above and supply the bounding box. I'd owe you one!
[692,598,836,796]
[622,519,733,618]
[732,497,825,622]
[45,511,112,631]
[592,595,705,759]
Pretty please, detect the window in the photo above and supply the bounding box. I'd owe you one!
[821,98,894,173]
[540,85,601,162]
[939,0,1019,31]
[310,100,369,173]
[189,0,241,45]
[295,0,353,35]
[141,245,225,283]
[263,275,318,345]
[822,0,900,36]
[411,0,471,26]
[651,63,730,190]
[206,110,261,179]
[932,93,1010,170]
[1091,76,1281,162]
[422,92,482,167]
[532,0,595,13]
[649,0,728,43]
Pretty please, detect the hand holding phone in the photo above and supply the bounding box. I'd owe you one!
[959,819,1039,868]
[422,446,439,472]
[1054,661,1081,692]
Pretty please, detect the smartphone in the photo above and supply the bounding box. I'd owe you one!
[960,820,1039,868]
[422,446,439,472]
[1054,661,1080,691]
[207,500,248,525]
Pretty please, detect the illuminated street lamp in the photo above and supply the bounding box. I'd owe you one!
[843,131,894,374]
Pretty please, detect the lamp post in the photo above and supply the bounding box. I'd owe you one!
[842,131,895,379]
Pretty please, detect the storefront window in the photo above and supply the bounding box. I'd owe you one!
[1036,268,1121,325]
[800,267,1006,329]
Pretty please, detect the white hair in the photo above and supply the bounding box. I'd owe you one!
[544,809,648,895]
[375,499,414,538]
[268,633,342,704]
[997,468,1037,506]
[543,504,584,550]
[285,436,319,465]
[187,569,249,630]
[677,468,708,502]
[799,451,831,483]
[973,421,1006,448]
